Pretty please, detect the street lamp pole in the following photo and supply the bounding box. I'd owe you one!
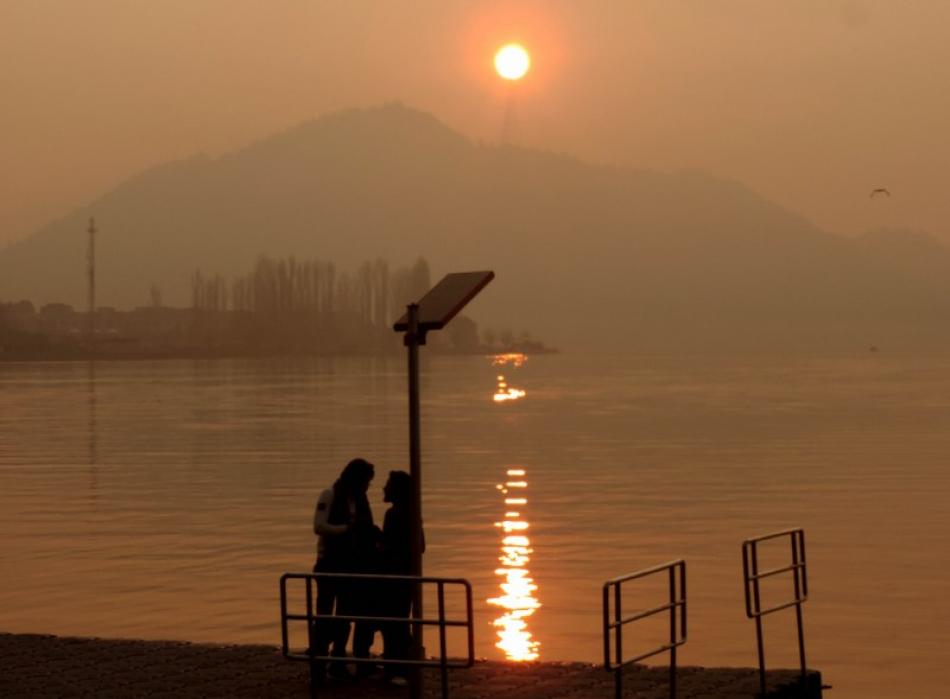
[406,302,425,699]
[394,271,495,699]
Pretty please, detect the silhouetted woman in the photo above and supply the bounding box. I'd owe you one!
[312,457,377,679]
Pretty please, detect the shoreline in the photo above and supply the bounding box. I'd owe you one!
[0,632,821,698]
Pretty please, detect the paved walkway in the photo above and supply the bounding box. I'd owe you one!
[0,633,820,698]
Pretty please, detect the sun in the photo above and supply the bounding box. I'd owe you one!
[494,43,530,81]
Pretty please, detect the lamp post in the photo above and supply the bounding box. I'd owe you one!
[393,271,494,699]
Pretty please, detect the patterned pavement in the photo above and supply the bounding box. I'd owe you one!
[0,633,821,698]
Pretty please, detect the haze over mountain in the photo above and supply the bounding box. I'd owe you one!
[2,103,949,351]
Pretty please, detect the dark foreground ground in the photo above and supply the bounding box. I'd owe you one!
[0,633,821,698]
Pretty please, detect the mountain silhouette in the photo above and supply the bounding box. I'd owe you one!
[3,102,949,351]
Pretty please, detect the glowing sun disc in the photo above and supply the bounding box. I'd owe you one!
[495,44,530,80]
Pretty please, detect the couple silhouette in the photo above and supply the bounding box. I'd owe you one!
[311,458,421,686]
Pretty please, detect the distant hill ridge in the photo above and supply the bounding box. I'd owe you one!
[2,102,949,351]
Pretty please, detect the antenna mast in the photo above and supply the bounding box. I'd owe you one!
[87,217,96,342]
[501,88,519,145]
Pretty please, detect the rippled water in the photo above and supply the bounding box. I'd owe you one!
[1,352,949,698]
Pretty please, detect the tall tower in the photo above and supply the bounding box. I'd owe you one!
[501,89,520,145]
[87,217,96,342]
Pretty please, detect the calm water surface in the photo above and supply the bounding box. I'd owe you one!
[2,352,949,698]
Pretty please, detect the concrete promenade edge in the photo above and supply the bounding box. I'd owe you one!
[0,633,821,698]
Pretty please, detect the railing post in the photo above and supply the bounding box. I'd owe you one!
[465,581,475,667]
[279,575,290,658]
[669,566,676,699]
[751,543,766,697]
[680,562,687,652]
[792,532,807,686]
[602,585,611,670]
[614,582,623,699]
[438,581,449,699]
[305,576,318,699]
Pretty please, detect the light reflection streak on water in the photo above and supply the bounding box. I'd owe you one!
[493,374,527,402]
[491,353,527,368]
[487,467,541,661]
[492,354,528,402]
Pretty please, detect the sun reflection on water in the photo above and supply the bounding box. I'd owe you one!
[487,467,541,661]
[492,353,528,402]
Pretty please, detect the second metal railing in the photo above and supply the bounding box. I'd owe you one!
[742,528,808,697]
[603,560,687,699]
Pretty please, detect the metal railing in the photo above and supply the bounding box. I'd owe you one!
[742,528,808,697]
[602,560,687,699]
[280,572,474,699]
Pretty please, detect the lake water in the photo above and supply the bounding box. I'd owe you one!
[1,352,948,698]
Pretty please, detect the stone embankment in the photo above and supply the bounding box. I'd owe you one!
[0,633,821,698]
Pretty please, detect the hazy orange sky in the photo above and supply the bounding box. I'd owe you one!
[3,1,948,246]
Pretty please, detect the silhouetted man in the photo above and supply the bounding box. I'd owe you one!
[379,470,424,687]
[312,457,376,680]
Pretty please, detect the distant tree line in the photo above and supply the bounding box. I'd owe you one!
[189,255,432,353]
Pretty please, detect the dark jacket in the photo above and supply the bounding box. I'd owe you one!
[381,504,424,575]
[324,487,376,571]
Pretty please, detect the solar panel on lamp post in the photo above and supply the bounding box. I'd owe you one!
[393,271,494,699]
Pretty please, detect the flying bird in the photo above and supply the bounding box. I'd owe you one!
[870,188,891,198]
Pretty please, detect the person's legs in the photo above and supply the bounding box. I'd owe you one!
[313,561,352,678]
[341,577,377,676]
[311,562,337,678]
[382,582,412,680]
[328,592,353,678]
[352,623,376,676]
[328,600,352,663]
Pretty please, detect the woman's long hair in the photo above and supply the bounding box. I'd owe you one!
[335,457,374,498]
